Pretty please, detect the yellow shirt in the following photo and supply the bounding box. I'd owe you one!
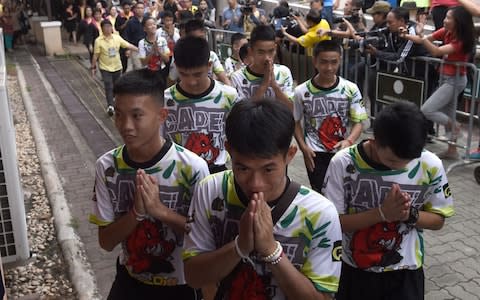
[297,20,331,56]
[94,34,130,72]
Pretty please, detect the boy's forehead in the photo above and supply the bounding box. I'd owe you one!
[251,40,276,50]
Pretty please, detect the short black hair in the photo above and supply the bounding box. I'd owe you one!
[121,0,132,7]
[226,99,294,157]
[239,43,249,62]
[185,18,205,35]
[231,32,246,45]
[178,10,194,23]
[250,24,275,47]
[306,8,322,24]
[162,10,174,19]
[390,7,409,23]
[100,19,112,28]
[313,40,341,57]
[142,16,155,27]
[174,36,210,68]
[373,101,427,159]
[113,69,166,105]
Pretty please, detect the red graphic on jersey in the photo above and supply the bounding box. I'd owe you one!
[351,222,404,269]
[126,219,176,274]
[227,264,267,300]
[318,114,346,151]
[147,55,162,71]
[185,132,219,164]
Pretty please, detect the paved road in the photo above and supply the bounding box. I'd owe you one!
[12,42,480,299]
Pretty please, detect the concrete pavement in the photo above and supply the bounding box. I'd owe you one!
[11,41,480,299]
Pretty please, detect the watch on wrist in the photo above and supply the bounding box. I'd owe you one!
[406,206,419,226]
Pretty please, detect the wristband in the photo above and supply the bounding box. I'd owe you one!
[378,206,390,222]
[260,241,283,264]
[132,206,146,221]
[234,235,254,266]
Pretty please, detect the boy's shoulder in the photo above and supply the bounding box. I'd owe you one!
[273,63,292,75]
[213,79,238,95]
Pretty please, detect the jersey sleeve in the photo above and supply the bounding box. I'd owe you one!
[224,58,235,77]
[157,36,171,56]
[300,202,342,293]
[182,177,217,261]
[169,59,178,81]
[281,66,294,100]
[230,70,248,100]
[293,85,304,122]
[138,39,146,59]
[422,155,455,218]
[89,158,115,226]
[322,151,348,214]
[211,52,225,75]
[347,81,368,123]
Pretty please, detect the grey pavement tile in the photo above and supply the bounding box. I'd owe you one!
[445,285,479,300]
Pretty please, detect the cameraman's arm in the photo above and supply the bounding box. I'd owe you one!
[294,15,308,33]
[281,27,299,44]
[249,12,261,25]
[376,29,415,63]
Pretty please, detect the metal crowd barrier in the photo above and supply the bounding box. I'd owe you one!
[206,28,238,63]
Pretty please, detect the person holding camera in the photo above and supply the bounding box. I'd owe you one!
[240,0,267,37]
[317,0,366,39]
[222,0,243,32]
[280,9,331,56]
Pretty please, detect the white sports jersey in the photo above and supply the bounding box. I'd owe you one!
[183,171,343,298]
[89,140,209,285]
[224,56,244,78]
[138,35,170,70]
[293,77,368,153]
[169,51,225,82]
[231,65,294,101]
[322,141,454,273]
[164,79,238,166]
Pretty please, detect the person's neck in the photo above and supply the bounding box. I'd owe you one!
[232,52,240,60]
[179,77,211,95]
[314,74,337,88]
[267,175,288,203]
[364,139,380,164]
[128,136,165,163]
[147,32,156,40]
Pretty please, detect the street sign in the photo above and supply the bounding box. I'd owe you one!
[376,72,425,107]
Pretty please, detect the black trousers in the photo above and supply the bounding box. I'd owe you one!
[307,152,335,193]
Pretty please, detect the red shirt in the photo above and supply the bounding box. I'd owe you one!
[432,28,469,76]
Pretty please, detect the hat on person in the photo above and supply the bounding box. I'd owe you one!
[366,1,391,14]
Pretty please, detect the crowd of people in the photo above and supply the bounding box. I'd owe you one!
[81,0,480,298]
[1,0,479,298]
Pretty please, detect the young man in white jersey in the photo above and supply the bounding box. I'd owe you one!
[294,40,367,192]
[322,102,455,300]
[168,19,232,86]
[231,25,294,110]
[224,32,248,78]
[89,69,209,299]
[183,99,343,300]
[164,36,238,174]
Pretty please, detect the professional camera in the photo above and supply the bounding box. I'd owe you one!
[355,27,388,37]
[332,10,360,24]
[239,0,260,14]
[346,35,387,53]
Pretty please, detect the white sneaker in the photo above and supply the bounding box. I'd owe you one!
[107,105,114,116]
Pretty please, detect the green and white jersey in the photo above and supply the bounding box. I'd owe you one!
[89,140,209,286]
[322,141,454,273]
[164,79,238,166]
[168,51,225,82]
[224,56,244,78]
[231,65,294,101]
[183,170,343,298]
[293,77,368,153]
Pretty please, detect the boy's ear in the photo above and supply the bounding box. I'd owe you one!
[285,144,297,164]
[208,60,213,69]
[158,107,168,122]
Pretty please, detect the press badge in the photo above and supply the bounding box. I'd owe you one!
[108,47,116,57]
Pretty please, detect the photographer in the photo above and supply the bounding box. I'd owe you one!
[280,9,331,56]
[365,7,428,115]
[240,0,267,36]
[317,0,366,39]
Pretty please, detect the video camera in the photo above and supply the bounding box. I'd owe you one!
[270,8,302,32]
[346,28,388,52]
[239,0,261,14]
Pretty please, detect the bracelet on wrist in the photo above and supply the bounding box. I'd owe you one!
[270,251,284,265]
[260,241,283,264]
[378,205,390,222]
[132,206,146,221]
[234,235,254,266]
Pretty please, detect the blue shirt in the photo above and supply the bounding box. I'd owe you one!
[124,16,146,46]
[222,6,243,32]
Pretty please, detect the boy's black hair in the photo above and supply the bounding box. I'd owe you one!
[100,19,112,28]
[185,18,206,35]
[178,10,194,23]
[390,7,409,23]
[174,36,210,68]
[226,99,294,158]
[141,16,155,27]
[239,43,249,62]
[373,101,427,159]
[306,8,322,24]
[231,32,246,46]
[162,10,174,19]
[250,24,276,47]
[113,69,166,105]
[313,40,341,57]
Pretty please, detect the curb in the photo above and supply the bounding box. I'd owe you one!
[16,60,100,299]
